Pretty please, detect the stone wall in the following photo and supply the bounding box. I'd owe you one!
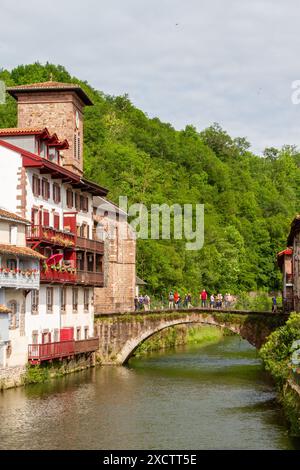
[16,91,84,175]
[94,214,136,314]
[0,366,26,390]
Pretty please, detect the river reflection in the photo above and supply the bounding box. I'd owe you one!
[0,336,299,450]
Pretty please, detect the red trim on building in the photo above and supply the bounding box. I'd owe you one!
[0,138,108,196]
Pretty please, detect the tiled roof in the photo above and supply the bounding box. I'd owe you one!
[0,127,69,149]
[0,304,11,314]
[7,81,93,105]
[0,244,45,260]
[0,208,30,225]
[0,127,48,136]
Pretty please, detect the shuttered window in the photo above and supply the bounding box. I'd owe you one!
[32,175,41,197]
[66,189,73,208]
[53,183,61,203]
[54,213,60,230]
[43,210,50,227]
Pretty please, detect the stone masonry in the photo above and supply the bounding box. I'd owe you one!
[94,213,136,314]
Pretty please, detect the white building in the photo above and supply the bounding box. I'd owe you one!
[0,81,107,365]
[0,209,44,366]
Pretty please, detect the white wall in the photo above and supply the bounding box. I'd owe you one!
[0,146,21,214]
[25,286,94,343]
[26,169,94,234]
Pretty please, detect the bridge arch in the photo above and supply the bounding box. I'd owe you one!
[119,319,242,364]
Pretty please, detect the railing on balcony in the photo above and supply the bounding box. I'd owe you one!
[74,338,99,354]
[0,269,40,289]
[26,225,76,248]
[76,236,104,253]
[77,270,104,286]
[28,338,99,364]
[40,267,77,284]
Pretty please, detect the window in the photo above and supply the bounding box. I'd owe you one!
[74,134,77,159]
[84,327,89,340]
[76,252,84,271]
[66,189,73,208]
[32,175,41,197]
[53,329,59,343]
[53,213,60,230]
[7,259,17,270]
[9,225,17,245]
[96,254,103,272]
[72,288,78,312]
[87,253,94,272]
[77,135,80,160]
[48,147,58,163]
[46,287,53,312]
[8,300,18,329]
[42,179,50,200]
[43,210,50,227]
[75,193,80,211]
[42,331,51,344]
[80,195,88,212]
[84,289,89,311]
[61,287,66,313]
[74,134,80,160]
[53,183,61,203]
[39,140,47,158]
[80,223,89,238]
[76,327,81,341]
[32,331,39,344]
[31,290,39,315]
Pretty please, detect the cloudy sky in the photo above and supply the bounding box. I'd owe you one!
[1,0,300,153]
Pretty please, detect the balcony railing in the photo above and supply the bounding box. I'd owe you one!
[76,236,104,253]
[40,268,76,284]
[28,338,99,364]
[77,270,104,287]
[27,225,76,248]
[74,338,99,354]
[0,270,40,289]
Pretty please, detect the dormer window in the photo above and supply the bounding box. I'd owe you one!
[48,147,58,163]
[39,140,47,158]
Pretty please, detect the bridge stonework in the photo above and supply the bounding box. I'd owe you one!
[94,309,288,365]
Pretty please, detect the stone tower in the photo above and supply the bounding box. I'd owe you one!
[7,81,93,175]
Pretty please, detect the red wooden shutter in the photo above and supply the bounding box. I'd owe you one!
[43,210,50,227]
[67,189,73,208]
[54,213,60,230]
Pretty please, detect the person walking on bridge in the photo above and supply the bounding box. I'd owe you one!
[272,296,277,313]
[168,291,174,309]
[174,291,180,309]
[200,289,208,307]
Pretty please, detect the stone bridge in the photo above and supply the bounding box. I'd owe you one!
[94,308,289,365]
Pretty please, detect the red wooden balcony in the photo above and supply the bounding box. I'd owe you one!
[26,225,76,248]
[77,270,104,287]
[28,338,99,364]
[76,236,104,253]
[40,266,77,284]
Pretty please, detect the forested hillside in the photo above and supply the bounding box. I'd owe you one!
[1,63,299,297]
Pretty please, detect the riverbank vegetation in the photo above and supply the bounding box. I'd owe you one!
[260,313,300,435]
[1,63,299,297]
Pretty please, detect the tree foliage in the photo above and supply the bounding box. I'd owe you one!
[1,63,299,296]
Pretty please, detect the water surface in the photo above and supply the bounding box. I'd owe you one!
[0,336,298,449]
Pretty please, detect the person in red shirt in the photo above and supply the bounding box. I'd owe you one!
[174,291,180,309]
[200,289,208,307]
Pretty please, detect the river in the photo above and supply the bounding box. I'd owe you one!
[0,335,299,450]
